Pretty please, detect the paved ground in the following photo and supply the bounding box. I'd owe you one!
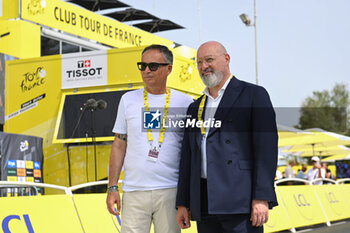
[278,220,350,232]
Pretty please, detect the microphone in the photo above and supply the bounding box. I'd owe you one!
[71,98,105,139]
[85,98,97,110]
[96,99,107,110]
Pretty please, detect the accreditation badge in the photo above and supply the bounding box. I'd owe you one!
[147,146,159,162]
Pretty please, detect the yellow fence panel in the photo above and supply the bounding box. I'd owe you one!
[72,193,198,233]
[4,182,350,232]
[73,194,121,233]
[0,195,84,233]
[264,189,293,233]
[339,184,350,203]
[313,185,350,221]
[277,185,327,228]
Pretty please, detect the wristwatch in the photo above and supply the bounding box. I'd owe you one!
[107,185,119,193]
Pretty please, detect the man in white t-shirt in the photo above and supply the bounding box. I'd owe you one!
[284,161,296,178]
[106,44,193,233]
[306,156,325,185]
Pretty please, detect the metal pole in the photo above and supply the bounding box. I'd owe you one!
[198,0,202,43]
[153,0,156,15]
[254,0,259,85]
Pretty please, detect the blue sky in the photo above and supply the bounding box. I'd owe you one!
[122,0,350,110]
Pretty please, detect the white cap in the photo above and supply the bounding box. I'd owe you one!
[311,156,320,162]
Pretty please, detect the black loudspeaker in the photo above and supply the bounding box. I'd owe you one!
[62,90,129,140]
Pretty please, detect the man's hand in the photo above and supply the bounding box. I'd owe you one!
[106,191,121,215]
[250,200,269,227]
[176,206,191,229]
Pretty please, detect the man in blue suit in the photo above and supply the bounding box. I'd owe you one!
[176,41,278,233]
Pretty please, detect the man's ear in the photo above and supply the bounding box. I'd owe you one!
[224,53,230,65]
[167,64,173,75]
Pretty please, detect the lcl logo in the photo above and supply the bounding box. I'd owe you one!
[326,192,339,204]
[293,194,311,207]
[1,214,34,233]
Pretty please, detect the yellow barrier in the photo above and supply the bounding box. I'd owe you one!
[72,193,198,233]
[3,182,350,232]
[312,185,350,221]
[73,194,121,233]
[0,195,84,233]
[277,185,328,228]
[339,184,350,201]
[264,189,293,233]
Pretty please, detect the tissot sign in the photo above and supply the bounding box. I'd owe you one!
[61,51,107,89]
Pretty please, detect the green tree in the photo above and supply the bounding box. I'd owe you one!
[296,83,350,135]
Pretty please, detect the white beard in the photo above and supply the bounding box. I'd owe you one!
[200,69,224,88]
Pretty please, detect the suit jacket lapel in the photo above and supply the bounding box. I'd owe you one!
[207,76,244,137]
[194,95,207,148]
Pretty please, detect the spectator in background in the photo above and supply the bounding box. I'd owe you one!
[275,169,283,180]
[346,161,350,178]
[282,171,286,178]
[306,156,325,185]
[321,162,334,180]
[296,164,307,179]
[336,162,347,178]
[284,161,295,178]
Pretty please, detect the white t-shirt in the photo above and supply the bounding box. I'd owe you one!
[306,167,326,185]
[113,88,193,192]
[275,170,283,180]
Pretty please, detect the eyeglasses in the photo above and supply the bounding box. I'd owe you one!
[197,54,225,66]
[137,62,169,71]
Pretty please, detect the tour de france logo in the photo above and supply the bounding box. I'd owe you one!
[27,0,46,15]
[179,64,193,82]
[20,67,46,93]
[143,110,162,129]
[20,140,29,152]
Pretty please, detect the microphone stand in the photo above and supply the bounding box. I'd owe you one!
[67,104,88,187]
[85,132,89,182]
[88,99,107,183]
[90,109,98,182]
[71,105,88,139]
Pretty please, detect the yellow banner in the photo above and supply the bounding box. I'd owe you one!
[73,194,121,233]
[5,55,61,132]
[264,190,293,233]
[0,195,84,233]
[312,185,350,221]
[277,185,327,228]
[339,184,350,207]
[21,0,174,49]
[73,193,198,233]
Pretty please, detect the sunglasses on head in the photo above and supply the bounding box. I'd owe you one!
[137,62,169,71]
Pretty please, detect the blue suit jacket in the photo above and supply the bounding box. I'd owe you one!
[176,77,278,221]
